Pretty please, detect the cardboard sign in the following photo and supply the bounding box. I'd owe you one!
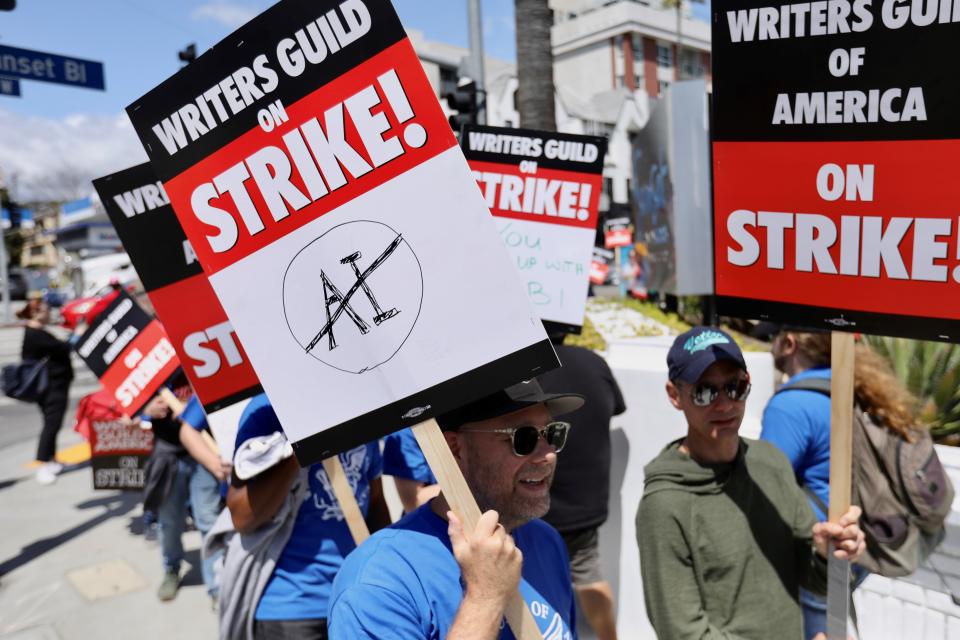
[712,6,960,340]
[89,419,154,490]
[604,217,633,249]
[460,125,606,333]
[94,164,262,414]
[590,247,613,285]
[75,290,180,417]
[126,0,557,462]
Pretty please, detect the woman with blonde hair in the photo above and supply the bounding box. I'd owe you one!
[758,324,920,638]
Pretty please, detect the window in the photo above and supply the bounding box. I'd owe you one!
[680,49,704,78]
[657,43,673,67]
[659,79,670,95]
[631,34,644,64]
[634,74,643,89]
[616,74,626,88]
[614,35,624,62]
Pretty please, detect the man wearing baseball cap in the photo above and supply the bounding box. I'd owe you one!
[636,326,866,638]
[328,380,583,639]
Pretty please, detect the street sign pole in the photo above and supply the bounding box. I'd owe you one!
[467,0,486,125]
[0,229,11,323]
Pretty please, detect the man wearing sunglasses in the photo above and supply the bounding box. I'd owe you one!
[328,380,584,639]
[637,326,866,639]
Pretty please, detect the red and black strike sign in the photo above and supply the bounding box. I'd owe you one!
[89,418,154,491]
[75,290,181,417]
[125,0,559,463]
[712,2,960,341]
[94,164,262,413]
[590,248,614,285]
[604,217,633,249]
[460,124,606,334]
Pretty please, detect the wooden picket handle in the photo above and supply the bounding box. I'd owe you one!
[158,387,221,457]
[826,331,856,639]
[412,418,544,640]
[828,332,855,522]
[322,456,371,544]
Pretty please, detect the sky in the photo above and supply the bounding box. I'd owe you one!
[0,0,708,200]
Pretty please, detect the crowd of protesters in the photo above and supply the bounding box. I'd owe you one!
[17,299,955,640]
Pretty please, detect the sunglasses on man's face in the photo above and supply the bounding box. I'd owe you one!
[460,421,571,457]
[683,376,751,407]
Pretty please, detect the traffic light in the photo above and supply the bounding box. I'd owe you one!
[178,43,197,65]
[0,1,16,11]
[446,80,479,131]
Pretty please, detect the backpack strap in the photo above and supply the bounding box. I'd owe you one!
[776,376,832,397]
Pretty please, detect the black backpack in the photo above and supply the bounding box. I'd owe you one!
[1,358,50,403]
[778,377,954,577]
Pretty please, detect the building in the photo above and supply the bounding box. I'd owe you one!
[551,0,712,209]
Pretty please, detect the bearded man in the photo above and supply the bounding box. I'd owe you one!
[329,380,583,640]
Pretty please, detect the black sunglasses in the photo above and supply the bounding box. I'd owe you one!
[460,421,571,456]
[682,376,751,407]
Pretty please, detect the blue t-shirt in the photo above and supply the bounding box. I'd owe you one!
[760,366,831,520]
[237,394,383,621]
[329,505,577,639]
[382,428,436,484]
[179,395,209,432]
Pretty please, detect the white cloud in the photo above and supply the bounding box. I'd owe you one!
[0,109,148,201]
[191,2,257,28]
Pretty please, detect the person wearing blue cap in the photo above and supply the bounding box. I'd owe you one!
[636,326,866,639]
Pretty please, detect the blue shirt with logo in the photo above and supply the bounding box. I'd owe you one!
[236,394,383,621]
[382,427,436,484]
[329,504,576,639]
[760,366,832,520]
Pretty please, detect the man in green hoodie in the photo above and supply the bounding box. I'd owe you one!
[636,326,865,639]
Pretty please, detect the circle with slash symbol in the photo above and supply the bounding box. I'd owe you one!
[282,220,423,374]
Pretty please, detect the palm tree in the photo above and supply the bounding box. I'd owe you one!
[864,336,960,440]
[514,0,556,131]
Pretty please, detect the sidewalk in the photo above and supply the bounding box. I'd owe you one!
[0,428,217,639]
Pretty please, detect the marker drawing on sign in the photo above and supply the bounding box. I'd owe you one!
[283,220,423,375]
[310,234,403,352]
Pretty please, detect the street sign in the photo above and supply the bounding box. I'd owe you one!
[0,76,20,96]
[0,44,105,90]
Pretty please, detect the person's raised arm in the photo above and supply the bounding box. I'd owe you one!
[447,510,522,640]
[178,422,231,482]
[227,455,299,534]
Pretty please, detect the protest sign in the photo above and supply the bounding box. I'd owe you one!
[712,5,960,628]
[460,125,606,333]
[89,418,154,490]
[604,217,633,249]
[94,163,262,414]
[590,247,614,285]
[125,0,556,463]
[75,290,180,417]
[712,4,960,341]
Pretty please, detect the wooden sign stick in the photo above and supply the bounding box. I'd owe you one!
[321,456,370,544]
[827,332,855,640]
[158,388,371,545]
[412,418,544,640]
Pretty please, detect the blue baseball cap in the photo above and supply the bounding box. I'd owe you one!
[667,327,747,384]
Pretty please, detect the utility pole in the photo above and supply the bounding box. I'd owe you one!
[467,0,486,124]
[0,223,10,323]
